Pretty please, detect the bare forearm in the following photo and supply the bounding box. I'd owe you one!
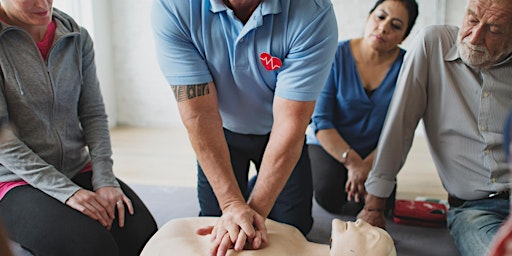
[174,83,245,210]
[248,97,315,217]
[248,131,305,217]
[364,193,388,209]
[316,129,350,163]
[363,149,376,165]
[345,149,375,171]
[186,115,245,209]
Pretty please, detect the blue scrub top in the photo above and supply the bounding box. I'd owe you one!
[306,40,406,158]
[151,0,338,135]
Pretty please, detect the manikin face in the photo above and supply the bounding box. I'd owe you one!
[457,0,512,68]
[363,0,409,52]
[330,219,396,256]
[0,0,53,28]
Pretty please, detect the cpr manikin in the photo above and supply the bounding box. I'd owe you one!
[141,217,396,256]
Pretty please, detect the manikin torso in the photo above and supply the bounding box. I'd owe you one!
[141,217,396,256]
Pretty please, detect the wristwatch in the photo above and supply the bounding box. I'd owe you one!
[341,147,351,162]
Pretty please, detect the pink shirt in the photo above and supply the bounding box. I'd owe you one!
[36,20,56,60]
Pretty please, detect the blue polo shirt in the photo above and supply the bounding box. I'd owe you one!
[306,40,406,158]
[151,0,338,135]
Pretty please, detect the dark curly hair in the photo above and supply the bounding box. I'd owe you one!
[369,0,419,38]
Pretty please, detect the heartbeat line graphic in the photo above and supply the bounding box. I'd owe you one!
[260,52,282,71]
[260,55,281,69]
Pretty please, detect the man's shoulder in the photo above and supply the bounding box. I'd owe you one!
[410,25,460,56]
[153,0,202,12]
[306,0,334,8]
[285,0,334,14]
[418,25,459,41]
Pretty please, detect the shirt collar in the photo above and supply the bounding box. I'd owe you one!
[444,43,460,62]
[209,0,281,16]
[210,0,228,12]
[495,53,512,66]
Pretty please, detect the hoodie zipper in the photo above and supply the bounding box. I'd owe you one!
[1,23,80,170]
[46,32,80,170]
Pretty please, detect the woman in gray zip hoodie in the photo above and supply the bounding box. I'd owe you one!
[0,1,157,255]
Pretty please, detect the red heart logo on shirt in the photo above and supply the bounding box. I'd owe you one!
[260,52,282,71]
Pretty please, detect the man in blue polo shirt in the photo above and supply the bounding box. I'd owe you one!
[151,0,338,254]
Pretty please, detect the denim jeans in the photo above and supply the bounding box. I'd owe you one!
[447,197,509,256]
[196,129,314,235]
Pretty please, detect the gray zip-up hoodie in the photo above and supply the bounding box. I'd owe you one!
[0,8,119,203]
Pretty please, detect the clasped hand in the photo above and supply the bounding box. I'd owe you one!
[345,152,371,203]
[65,187,134,230]
[196,202,268,256]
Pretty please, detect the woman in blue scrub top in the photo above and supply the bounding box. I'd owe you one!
[306,0,418,215]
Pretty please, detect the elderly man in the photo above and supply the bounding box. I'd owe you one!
[357,0,512,255]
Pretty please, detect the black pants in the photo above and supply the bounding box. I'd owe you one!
[197,129,314,235]
[308,144,395,215]
[0,172,157,256]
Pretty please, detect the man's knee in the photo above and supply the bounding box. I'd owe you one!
[448,208,503,256]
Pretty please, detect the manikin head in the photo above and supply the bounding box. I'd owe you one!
[330,219,396,256]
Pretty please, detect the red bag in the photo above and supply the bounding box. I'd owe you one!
[392,199,448,228]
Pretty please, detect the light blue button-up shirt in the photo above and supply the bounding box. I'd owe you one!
[366,25,512,200]
[151,0,338,134]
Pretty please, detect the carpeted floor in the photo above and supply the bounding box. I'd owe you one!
[10,184,460,256]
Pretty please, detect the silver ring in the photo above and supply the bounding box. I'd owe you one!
[116,201,122,205]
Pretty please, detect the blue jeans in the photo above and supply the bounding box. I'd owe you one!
[197,129,314,235]
[447,198,509,256]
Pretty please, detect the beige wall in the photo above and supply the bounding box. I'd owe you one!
[55,0,469,128]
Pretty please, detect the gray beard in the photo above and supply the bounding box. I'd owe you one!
[457,33,512,69]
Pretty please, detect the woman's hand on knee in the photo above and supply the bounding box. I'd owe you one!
[66,189,113,229]
[95,187,134,228]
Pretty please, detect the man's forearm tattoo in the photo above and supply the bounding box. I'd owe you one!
[171,83,210,102]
